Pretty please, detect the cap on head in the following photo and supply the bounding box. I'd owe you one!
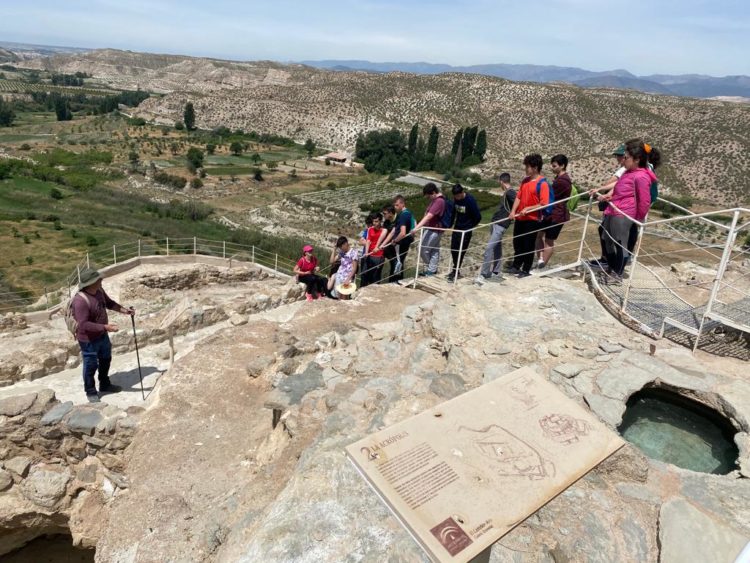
[303,244,314,253]
[612,144,626,156]
[78,268,102,290]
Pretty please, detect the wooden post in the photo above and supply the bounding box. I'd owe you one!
[113,245,117,265]
[166,237,170,256]
[193,236,197,255]
[138,239,142,257]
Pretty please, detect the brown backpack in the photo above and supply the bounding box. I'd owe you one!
[62,292,93,339]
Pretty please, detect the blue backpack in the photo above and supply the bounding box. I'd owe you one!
[536,178,554,219]
[440,198,455,228]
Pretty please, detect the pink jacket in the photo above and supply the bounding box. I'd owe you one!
[604,168,653,221]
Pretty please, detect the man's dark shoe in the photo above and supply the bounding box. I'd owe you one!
[508,266,522,276]
[517,271,532,278]
[87,393,101,403]
[100,384,122,394]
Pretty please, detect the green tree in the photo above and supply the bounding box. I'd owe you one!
[266,160,278,170]
[230,141,244,156]
[426,125,440,168]
[304,138,316,158]
[186,147,204,173]
[475,129,487,161]
[0,98,15,127]
[128,150,139,164]
[54,97,72,121]
[450,128,463,156]
[253,168,264,181]
[407,123,419,156]
[183,102,196,131]
[462,126,478,157]
[250,152,261,164]
[174,121,185,131]
[205,143,216,155]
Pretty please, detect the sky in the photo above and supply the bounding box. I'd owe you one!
[1,0,748,76]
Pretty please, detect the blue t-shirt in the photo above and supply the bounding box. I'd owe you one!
[394,209,414,241]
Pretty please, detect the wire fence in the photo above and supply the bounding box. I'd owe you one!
[2,190,749,356]
[0,237,294,315]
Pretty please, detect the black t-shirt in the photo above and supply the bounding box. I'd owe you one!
[491,189,517,223]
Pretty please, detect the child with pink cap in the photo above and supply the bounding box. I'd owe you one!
[293,244,327,301]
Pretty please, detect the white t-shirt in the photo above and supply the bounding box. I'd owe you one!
[614,166,626,179]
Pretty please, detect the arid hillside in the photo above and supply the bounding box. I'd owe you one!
[25,49,750,205]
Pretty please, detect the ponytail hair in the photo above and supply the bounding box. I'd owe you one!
[647,146,662,170]
[624,138,649,168]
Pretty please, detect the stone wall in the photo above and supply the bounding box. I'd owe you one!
[119,264,272,299]
[0,391,141,555]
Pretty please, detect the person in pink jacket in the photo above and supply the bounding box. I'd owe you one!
[598,139,653,284]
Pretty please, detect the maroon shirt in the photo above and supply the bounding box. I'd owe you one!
[549,173,572,224]
[72,288,122,342]
[425,196,446,228]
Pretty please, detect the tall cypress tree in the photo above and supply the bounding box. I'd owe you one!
[426,125,439,158]
[184,102,196,131]
[462,126,478,157]
[475,129,487,161]
[451,128,463,156]
[407,123,419,156]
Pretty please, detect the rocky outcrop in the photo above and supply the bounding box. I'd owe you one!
[0,264,305,386]
[93,278,750,563]
[0,391,141,555]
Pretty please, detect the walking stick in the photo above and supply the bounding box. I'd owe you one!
[130,315,146,401]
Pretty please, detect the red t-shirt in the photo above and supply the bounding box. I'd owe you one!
[366,227,385,258]
[296,255,317,274]
[516,176,551,222]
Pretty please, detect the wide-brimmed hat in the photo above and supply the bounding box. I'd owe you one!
[303,244,314,253]
[335,282,357,296]
[612,144,626,156]
[78,268,102,290]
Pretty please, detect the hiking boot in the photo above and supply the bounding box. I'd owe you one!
[517,271,532,279]
[474,276,486,285]
[507,267,522,276]
[87,393,101,403]
[537,261,546,270]
[488,273,505,282]
[586,258,607,269]
[100,384,122,394]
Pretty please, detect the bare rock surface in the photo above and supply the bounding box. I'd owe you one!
[90,276,750,562]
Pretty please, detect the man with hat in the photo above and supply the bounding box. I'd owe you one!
[72,268,135,402]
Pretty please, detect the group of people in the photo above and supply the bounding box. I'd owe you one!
[293,195,417,300]
[294,137,660,300]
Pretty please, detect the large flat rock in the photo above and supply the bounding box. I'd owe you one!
[659,498,748,563]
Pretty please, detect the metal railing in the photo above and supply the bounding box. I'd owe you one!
[405,191,750,355]
[0,238,295,315]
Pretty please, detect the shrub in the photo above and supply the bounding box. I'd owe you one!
[85,235,99,246]
[190,178,203,189]
[19,143,31,151]
[153,171,187,190]
[25,256,33,265]
[50,187,63,200]
[175,121,185,130]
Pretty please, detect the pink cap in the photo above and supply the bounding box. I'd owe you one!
[303,245,314,253]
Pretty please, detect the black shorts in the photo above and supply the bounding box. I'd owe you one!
[541,220,564,240]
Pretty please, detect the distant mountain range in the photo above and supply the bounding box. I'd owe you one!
[299,60,750,99]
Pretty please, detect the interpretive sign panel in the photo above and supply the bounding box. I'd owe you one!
[345,367,625,563]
